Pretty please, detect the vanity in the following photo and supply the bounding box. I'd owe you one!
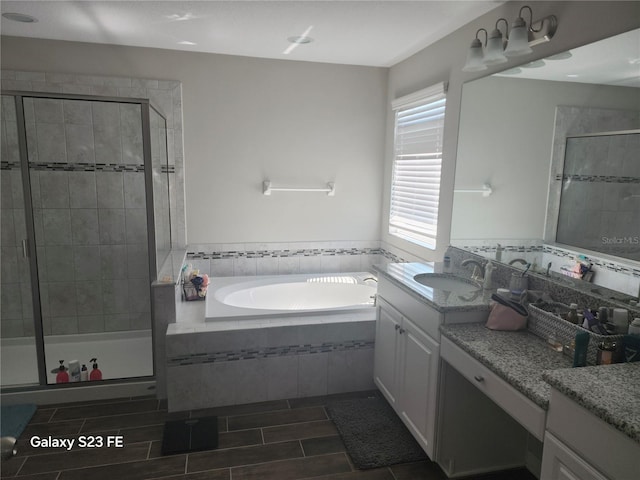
[373,262,488,459]
[373,261,640,479]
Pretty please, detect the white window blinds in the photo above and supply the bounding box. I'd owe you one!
[389,82,447,249]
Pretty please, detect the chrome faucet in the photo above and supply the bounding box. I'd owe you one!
[461,259,485,281]
[509,258,528,266]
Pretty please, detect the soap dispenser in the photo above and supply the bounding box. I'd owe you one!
[483,260,495,290]
[55,360,69,383]
[89,358,102,381]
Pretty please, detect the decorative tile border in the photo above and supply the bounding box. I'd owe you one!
[456,244,544,255]
[167,339,375,366]
[555,173,640,184]
[28,161,145,172]
[186,247,405,263]
[451,243,640,278]
[0,161,19,171]
[3,160,176,175]
[543,245,640,278]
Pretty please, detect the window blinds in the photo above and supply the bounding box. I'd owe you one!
[389,82,447,249]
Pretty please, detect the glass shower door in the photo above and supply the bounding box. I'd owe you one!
[22,95,154,384]
[1,95,40,387]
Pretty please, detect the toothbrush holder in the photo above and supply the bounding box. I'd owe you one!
[509,273,528,294]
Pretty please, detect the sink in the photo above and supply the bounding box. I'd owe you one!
[413,274,481,294]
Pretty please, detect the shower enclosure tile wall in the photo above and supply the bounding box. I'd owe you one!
[22,97,150,337]
[1,96,34,338]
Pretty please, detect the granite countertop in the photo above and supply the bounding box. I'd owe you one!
[440,322,573,409]
[543,363,640,443]
[373,262,493,313]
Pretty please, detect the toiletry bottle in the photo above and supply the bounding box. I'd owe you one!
[597,340,616,365]
[567,304,579,324]
[573,331,589,367]
[89,358,103,381]
[443,255,451,273]
[547,331,563,352]
[56,360,69,383]
[68,360,81,382]
[483,260,495,290]
[80,364,88,381]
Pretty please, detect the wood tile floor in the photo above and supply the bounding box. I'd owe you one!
[1,390,536,480]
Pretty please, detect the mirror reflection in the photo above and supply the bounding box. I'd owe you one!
[451,28,640,299]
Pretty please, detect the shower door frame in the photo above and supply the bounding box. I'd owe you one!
[2,90,166,391]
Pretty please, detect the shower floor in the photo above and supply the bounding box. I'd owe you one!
[1,330,153,387]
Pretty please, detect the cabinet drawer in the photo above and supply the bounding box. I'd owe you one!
[441,336,546,441]
[378,277,441,339]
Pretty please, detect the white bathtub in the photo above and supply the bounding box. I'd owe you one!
[205,272,377,321]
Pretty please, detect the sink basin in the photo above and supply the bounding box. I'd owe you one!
[413,274,480,294]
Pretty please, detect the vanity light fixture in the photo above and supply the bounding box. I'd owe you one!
[462,28,488,72]
[462,5,557,72]
[484,19,508,65]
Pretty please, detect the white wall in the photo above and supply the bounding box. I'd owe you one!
[0,38,387,245]
[382,1,640,262]
[452,76,638,240]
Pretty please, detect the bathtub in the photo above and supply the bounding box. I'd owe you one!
[205,272,377,321]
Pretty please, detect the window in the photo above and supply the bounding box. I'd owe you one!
[389,82,447,249]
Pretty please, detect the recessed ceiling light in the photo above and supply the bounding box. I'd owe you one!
[178,40,197,46]
[2,12,38,23]
[287,36,314,45]
[566,74,579,78]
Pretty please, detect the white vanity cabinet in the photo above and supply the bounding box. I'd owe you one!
[374,296,440,458]
[541,388,640,480]
[541,433,607,480]
[374,283,441,459]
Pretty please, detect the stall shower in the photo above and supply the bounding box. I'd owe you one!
[1,91,172,388]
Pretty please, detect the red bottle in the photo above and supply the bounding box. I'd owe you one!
[56,360,69,383]
[89,358,102,381]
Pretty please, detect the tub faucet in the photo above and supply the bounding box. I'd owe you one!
[509,258,528,266]
[461,259,485,281]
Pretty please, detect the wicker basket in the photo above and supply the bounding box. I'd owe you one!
[528,304,624,366]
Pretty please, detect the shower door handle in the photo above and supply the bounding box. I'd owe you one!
[22,239,29,258]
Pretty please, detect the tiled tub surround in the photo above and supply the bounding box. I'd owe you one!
[165,311,376,411]
[184,242,409,278]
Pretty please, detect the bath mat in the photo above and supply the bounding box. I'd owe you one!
[161,416,218,455]
[326,396,427,469]
[0,404,37,438]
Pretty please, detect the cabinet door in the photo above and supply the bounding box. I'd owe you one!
[541,433,607,480]
[397,316,440,458]
[374,300,401,404]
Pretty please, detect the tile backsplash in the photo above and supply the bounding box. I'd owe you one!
[183,241,413,279]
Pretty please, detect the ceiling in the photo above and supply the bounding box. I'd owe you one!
[0,0,502,67]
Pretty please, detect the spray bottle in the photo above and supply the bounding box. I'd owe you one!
[56,360,69,383]
[89,358,103,381]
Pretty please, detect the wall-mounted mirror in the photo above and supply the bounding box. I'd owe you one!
[451,28,640,300]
